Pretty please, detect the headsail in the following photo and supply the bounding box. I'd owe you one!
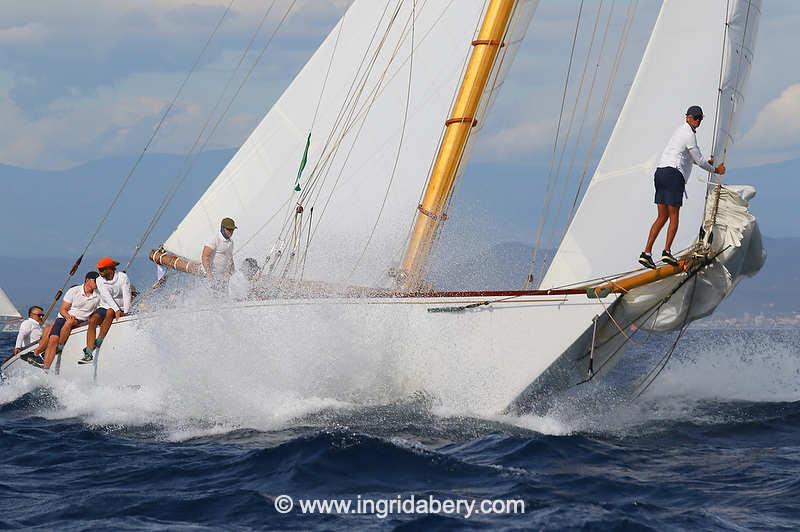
[543,0,762,289]
[0,287,21,318]
[164,0,538,288]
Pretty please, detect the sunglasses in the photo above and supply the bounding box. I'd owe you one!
[32,313,44,318]
[691,115,703,121]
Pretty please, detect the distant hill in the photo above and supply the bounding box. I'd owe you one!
[0,149,234,258]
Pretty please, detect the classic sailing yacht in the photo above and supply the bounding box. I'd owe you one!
[3,0,764,414]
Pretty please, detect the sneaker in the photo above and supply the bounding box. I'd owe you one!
[21,353,44,368]
[638,252,656,270]
[78,348,94,365]
[661,250,679,267]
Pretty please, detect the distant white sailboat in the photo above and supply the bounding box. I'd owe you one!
[3,0,765,415]
[0,286,22,333]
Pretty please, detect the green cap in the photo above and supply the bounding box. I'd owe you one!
[221,217,237,230]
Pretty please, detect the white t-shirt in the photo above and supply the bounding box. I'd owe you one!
[658,122,715,181]
[97,271,132,313]
[60,285,101,321]
[204,231,234,275]
[15,317,43,349]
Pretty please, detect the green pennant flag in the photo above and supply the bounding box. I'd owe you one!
[294,132,311,192]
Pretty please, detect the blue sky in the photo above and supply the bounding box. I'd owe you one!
[1,1,797,171]
[0,0,798,252]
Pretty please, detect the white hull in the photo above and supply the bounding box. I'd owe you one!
[3,293,612,414]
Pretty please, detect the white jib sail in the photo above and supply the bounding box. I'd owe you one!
[0,287,21,318]
[165,0,538,288]
[543,0,762,289]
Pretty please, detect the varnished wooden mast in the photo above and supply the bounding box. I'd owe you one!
[398,0,517,290]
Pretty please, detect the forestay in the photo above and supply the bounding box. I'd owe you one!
[543,0,762,289]
[165,0,538,288]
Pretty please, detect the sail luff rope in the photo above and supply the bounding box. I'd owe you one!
[526,0,615,289]
[126,0,277,273]
[706,0,754,237]
[40,0,235,320]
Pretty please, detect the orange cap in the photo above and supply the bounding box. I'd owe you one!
[97,257,119,269]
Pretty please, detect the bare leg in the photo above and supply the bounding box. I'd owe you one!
[664,205,681,252]
[43,335,59,369]
[644,204,669,254]
[58,320,76,349]
[98,310,114,342]
[86,313,102,351]
[34,325,51,355]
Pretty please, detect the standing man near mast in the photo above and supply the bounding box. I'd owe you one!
[639,105,727,269]
[202,217,236,292]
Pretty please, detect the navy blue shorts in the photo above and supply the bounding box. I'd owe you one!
[50,308,108,337]
[654,166,685,207]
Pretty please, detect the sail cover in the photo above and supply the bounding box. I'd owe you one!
[165,0,538,287]
[0,287,21,318]
[543,0,761,289]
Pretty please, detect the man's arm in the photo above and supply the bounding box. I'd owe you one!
[60,300,76,324]
[97,279,121,313]
[14,321,31,355]
[121,274,132,315]
[202,245,215,281]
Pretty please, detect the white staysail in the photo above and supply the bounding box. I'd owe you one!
[543,0,762,289]
[0,287,21,318]
[165,0,538,287]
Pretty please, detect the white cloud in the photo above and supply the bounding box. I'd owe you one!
[740,83,800,164]
[0,22,47,44]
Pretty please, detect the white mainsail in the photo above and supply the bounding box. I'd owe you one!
[165,0,538,287]
[0,287,21,318]
[543,0,762,289]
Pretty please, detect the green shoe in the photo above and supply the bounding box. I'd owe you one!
[78,348,94,365]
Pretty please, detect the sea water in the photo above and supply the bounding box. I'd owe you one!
[1,326,798,529]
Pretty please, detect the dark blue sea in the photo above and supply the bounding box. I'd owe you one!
[1,327,799,530]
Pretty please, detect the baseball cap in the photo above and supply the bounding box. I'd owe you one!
[221,217,237,230]
[686,105,704,119]
[97,257,119,269]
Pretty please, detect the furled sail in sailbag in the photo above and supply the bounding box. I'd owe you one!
[164,0,538,287]
[543,0,762,289]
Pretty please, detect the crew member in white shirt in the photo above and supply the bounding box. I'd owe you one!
[201,217,236,291]
[639,105,726,269]
[95,256,132,346]
[14,306,48,362]
[43,271,108,370]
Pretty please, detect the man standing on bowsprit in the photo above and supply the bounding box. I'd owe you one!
[639,105,727,270]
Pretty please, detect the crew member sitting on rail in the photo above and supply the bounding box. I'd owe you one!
[639,105,727,270]
[42,271,107,370]
[95,256,132,347]
[202,217,236,292]
[14,306,49,364]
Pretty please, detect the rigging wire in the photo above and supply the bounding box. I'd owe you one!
[346,0,417,283]
[40,0,235,320]
[538,0,638,284]
[522,0,590,289]
[125,0,278,272]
